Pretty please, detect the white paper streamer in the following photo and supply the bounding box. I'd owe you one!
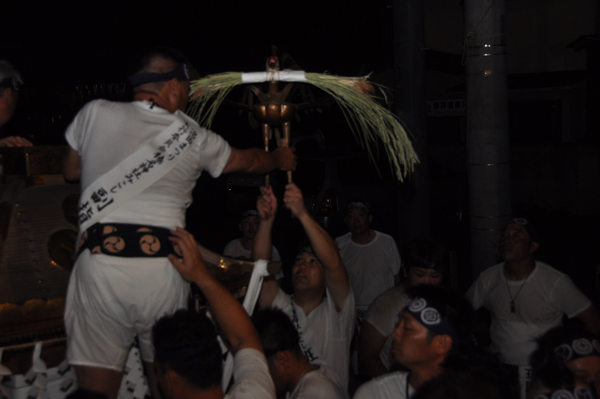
[241,71,306,83]
[0,348,12,376]
[221,259,270,391]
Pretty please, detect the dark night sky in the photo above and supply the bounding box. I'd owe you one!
[3,1,393,85]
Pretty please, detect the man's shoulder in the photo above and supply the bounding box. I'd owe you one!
[334,232,352,245]
[476,262,504,280]
[355,371,409,399]
[370,285,407,309]
[224,238,241,248]
[294,365,346,399]
[534,261,564,277]
[373,231,397,245]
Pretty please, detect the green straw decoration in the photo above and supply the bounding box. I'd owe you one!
[187,71,419,182]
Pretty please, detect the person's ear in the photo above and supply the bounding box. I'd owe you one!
[529,241,539,254]
[403,264,408,278]
[432,334,453,355]
[272,351,292,370]
[368,214,373,224]
[1,88,11,101]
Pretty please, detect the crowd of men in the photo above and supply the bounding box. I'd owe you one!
[2,48,600,399]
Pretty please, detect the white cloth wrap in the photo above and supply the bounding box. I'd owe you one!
[241,71,306,83]
[221,259,270,391]
[78,112,199,232]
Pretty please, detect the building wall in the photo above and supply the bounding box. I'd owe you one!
[423,0,597,74]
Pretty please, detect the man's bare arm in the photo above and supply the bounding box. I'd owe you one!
[63,147,81,182]
[168,227,262,354]
[222,147,296,174]
[254,186,279,309]
[283,183,350,311]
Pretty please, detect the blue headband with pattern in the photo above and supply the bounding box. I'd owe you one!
[404,297,458,343]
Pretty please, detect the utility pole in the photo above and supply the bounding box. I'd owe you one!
[464,0,512,278]
[393,0,431,243]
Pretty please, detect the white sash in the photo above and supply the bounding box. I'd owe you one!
[289,295,323,363]
[220,259,270,391]
[78,110,200,232]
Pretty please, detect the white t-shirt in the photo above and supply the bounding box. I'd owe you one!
[223,238,281,262]
[353,371,414,399]
[466,261,592,366]
[290,363,348,399]
[225,348,276,399]
[363,285,409,370]
[271,288,355,390]
[65,99,231,229]
[335,231,401,312]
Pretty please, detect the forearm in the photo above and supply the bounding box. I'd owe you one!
[253,217,274,261]
[223,147,291,174]
[192,271,261,353]
[298,211,345,277]
[297,211,350,305]
[63,147,81,182]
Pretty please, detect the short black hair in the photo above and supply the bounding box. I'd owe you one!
[402,236,449,273]
[152,309,223,390]
[529,325,596,391]
[252,308,300,358]
[129,46,189,77]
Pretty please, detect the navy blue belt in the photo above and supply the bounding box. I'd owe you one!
[77,223,182,258]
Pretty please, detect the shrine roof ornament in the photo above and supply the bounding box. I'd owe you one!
[187,68,419,182]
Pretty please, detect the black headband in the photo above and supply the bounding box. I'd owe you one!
[128,63,191,87]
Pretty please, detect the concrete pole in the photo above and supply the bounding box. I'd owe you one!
[393,0,431,243]
[464,0,512,278]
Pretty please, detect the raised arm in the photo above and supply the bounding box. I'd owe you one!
[254,186,280,309]
[222,147,296,174]
[283,183,350,311]
[168,227,262,354]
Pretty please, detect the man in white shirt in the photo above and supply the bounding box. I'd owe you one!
[223,208,281,262]
[253,308,348,399]
[335,200,401,318]
[466,218,600,368]
[358,236,448,378]
[255,183,355,389]
[354,285,474,399]
[62,47,295,399]
[152,228,275,399]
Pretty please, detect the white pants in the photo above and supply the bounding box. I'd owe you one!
[65,251,188,371]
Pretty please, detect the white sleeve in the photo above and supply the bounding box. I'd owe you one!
[195,128,232,178]
[465,276,486,310]
[64,100,100,152]
[226,348,276,399]
[271,246,281,262]
[552,275,592,318]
